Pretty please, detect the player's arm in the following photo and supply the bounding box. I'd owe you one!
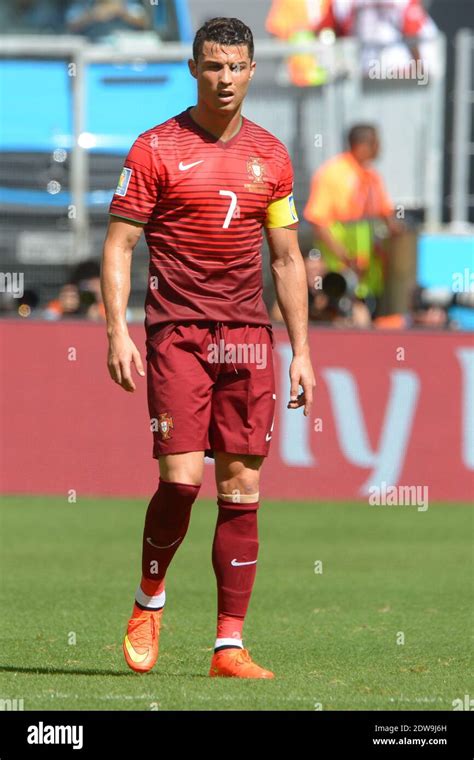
[265,223,316,417]
[101,217,145,393]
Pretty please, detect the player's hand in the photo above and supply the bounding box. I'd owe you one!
[107,332,145,393]
[287,350,316,416]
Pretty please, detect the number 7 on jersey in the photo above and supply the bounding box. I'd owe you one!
[219,190,238,229]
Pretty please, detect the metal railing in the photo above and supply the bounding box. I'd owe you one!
[451,28,474,226]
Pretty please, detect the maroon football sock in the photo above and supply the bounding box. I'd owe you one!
[211,499,259,623]
[139,480,200,599]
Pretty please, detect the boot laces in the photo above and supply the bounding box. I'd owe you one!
[235,648,252,665]
[128,614,156,649]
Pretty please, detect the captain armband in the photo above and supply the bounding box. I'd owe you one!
[264,193,299,229]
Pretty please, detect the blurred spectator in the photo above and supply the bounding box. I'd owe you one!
[43,283,81,320]
[374,286,474,329]
[374,307,449,329]
[66,0,149,41]
[70,258,106,320]
[303,124,404,309]
[43,259,106,320]
[271,256,473,330]
[271,252,372,328]
[266,0,330,86]
[313,0,439,79]
[266,0,439,82]
[0,0,62,33]
[17,288,41,318]
[0,288,40,318]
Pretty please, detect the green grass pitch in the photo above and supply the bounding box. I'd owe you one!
[0,495,472,711]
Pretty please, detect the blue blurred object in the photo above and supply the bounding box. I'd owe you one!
[418,234,474,329]
[0,0,195,212]
[168,0,192,42]
[66,1,151,41]
[85,62,194,153]
[0,62,72,152]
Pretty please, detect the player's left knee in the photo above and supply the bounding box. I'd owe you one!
[215,453,263,507]
[217,476,260,506]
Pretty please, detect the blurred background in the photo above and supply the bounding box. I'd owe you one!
[0,0,472,330]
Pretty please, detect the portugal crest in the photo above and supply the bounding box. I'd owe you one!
[158,412,174,440]
[244,157,267,194]
[247,157,265,183]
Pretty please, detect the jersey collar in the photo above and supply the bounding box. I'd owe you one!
[183,106,247,150]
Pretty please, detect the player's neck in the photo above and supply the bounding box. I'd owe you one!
[189,104,243,143]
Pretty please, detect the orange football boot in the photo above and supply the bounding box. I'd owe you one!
[209,647,274,679]
[123,604,163,673]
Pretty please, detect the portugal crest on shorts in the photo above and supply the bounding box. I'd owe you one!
[158,412,174,440]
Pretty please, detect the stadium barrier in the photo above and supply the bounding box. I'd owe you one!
[2,321,472,502]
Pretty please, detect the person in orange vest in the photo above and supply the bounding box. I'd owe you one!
[266,0,332,86]
[304,124,404,302]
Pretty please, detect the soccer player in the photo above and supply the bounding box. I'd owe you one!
[101,17,315,679]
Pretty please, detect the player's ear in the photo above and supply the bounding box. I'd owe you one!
[249,60,256,79]
[188,58,197,79]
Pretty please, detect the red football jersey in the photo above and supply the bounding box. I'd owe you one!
[108,107,296,332]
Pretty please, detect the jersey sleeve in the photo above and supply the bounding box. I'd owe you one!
[109,133,162,224]
[264,148,299,228]
[271,148,294,201]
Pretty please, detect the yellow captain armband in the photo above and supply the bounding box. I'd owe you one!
[265,193,299,228]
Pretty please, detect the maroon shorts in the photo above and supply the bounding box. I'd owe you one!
[146,321,276,458]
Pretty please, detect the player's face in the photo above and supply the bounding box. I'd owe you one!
[189,42,256,113]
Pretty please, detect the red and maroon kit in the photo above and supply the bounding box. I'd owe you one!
[109,107,295,457]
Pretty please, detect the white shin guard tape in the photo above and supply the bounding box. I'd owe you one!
[218,492,259,505]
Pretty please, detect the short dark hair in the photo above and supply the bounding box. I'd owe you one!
[347,124,377,148]
[193,17,254,62]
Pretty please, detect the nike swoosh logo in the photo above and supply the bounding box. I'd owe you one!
[265,434,272,442]
[179,160,204,171]
[124,635,149,663]
[231,558,258,567]
[146,536,182,549]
